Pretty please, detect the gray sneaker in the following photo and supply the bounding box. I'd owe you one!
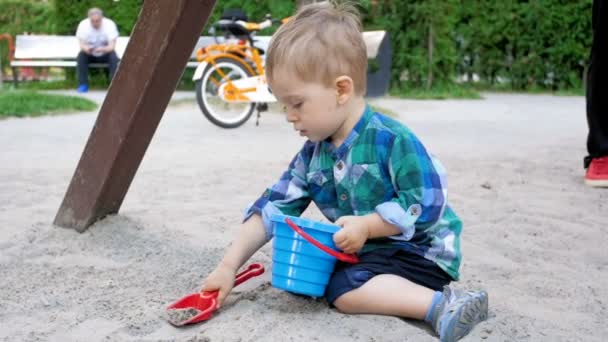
[431,286,489,342]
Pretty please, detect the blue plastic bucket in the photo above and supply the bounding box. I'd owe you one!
[271,214,357,297]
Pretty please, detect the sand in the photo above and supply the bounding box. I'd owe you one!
[166,308,204,326]
[0,93,606,341]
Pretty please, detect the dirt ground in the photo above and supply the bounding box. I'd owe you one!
[0,92,606,341]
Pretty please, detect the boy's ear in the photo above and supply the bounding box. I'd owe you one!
[334,76,354,105]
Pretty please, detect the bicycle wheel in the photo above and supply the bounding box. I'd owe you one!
[196,57,256,128]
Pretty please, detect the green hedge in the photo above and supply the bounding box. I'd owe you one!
[456,0,593,90]
[52,0,295,36]
[4,0,594,92]
[0,0,55,35]
[203,0,295,35]
[361,0,459,90]
[362,0,592,91]
[53,0,142,35]
[0,0,56,71]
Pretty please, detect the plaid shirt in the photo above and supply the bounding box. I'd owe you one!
[245,105,462,280]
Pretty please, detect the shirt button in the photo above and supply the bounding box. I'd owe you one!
[336,161,344,170]
[340,193,348,201]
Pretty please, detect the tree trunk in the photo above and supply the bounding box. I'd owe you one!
[427,23,434,90]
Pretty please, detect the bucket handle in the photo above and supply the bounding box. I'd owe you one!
[285,218,359,264]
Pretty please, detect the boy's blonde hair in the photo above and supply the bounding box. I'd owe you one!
[266,1,367,95]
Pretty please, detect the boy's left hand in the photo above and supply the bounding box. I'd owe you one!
[333,215,370,254]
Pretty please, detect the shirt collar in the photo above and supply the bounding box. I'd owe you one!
[323,104,374,159]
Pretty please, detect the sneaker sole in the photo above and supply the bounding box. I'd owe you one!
[440,291,489,342]
[584,178,608,188]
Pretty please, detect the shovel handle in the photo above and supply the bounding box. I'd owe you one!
[234,263,265,287]
[201,263,265,297]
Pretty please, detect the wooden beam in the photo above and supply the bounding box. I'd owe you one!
[54,0,217,232]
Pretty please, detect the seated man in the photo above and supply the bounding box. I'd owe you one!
[75,8,119,93]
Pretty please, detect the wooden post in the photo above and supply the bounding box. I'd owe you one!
[54,0,217,232]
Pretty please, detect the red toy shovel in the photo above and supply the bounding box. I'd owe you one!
[166,263,265,326]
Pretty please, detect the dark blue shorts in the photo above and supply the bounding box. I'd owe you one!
[325,247,452,305]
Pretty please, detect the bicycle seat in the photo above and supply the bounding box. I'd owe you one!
[217,19,251,37]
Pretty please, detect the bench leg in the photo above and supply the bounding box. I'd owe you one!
[11,67,18,88]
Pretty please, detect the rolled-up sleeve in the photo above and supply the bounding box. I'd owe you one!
[375,135,448,240]
[244,142,313,240]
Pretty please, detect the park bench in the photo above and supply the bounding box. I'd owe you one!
[8,35,215,87]
[8,31,391,95]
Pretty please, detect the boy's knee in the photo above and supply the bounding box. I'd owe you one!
[332,292,358,314]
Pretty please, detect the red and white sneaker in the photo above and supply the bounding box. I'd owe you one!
[585,156,608,187]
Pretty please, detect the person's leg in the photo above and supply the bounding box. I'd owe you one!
[76,51,90,90]
[106,51,119,81]
[326,248,487,342]
[585,0,608,186]
[333,273,434,318]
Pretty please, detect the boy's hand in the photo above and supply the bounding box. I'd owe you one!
[200,262,237,309]
[333,215,370,254]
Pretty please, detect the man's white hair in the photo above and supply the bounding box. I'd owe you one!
[88,7,103,17]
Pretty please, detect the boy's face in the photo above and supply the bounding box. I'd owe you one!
[268,69,349,143]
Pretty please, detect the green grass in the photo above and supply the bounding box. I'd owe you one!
[0,90,97,118]
[469,82,585,96]
[553,88,585,96]
[16,74,197,91]
[18,80,75,91]
[369,104,398,117]
[390,83,482,100]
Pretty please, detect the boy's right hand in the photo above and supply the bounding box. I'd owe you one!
[200,263,237,309]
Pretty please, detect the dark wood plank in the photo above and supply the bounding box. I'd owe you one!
[54,0,217,231]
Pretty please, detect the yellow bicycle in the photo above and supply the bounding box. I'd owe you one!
[192,10,289,128]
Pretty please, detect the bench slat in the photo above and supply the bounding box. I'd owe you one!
[11,60,78,67]
[12,35,221,60]
[11,60,200,68]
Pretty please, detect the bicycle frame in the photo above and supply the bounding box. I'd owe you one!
[192,39,277,104]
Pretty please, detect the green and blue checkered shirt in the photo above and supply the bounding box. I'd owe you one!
[246,105,462,280]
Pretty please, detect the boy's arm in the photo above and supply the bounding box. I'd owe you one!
[203,144,313,305]
[363,212,401,237]
[218,214,267,272]
[335,135,446,253]
[203,214,266,307]
[243,142,314,240]
[374,134,448,240]
[333,213,400,253]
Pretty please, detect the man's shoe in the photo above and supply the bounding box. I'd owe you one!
[585,156,608,188]
[76,84,89,93]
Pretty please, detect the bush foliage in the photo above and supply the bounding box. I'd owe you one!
[1,0,593,91]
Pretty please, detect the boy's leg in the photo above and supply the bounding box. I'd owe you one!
[333,274,488,341]
[333,273,434,318]
[326,248,487,341]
